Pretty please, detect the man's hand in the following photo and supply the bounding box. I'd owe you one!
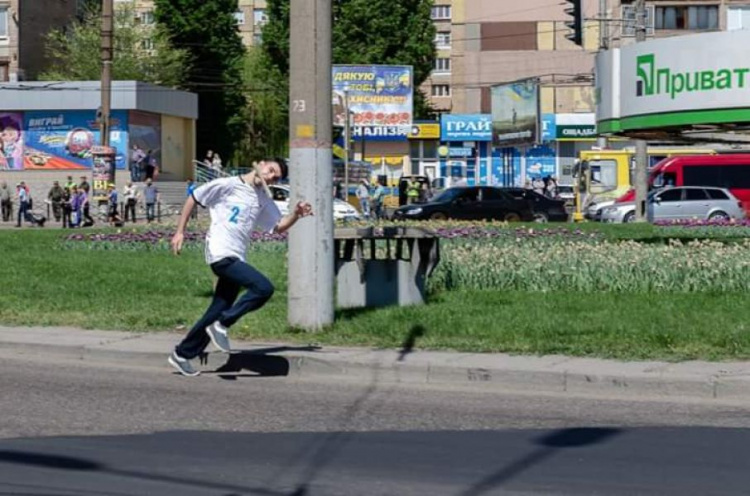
[171,231,184,255]
[293,201,313,218]
[275,201,314,234]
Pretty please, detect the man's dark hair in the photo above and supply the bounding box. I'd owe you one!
[271,157,288,180]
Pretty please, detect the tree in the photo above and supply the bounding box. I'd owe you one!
[154,0,248,164]
[235,48,289,161]
[39,3,189,87]
[262,0,437,119]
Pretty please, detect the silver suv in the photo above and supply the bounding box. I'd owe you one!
[600,186,744,223]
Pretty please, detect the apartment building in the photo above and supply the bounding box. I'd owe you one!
[426,0,750,113]
[128,0,267,49]
[419,0,750,185]
[0,0,79,82]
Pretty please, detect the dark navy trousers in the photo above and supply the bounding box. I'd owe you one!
[176,257,274,359]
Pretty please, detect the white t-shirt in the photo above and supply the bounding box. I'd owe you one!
[192,177,282,264]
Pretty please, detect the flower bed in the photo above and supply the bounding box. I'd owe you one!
[61,223,750,294]
[432,237,750,293]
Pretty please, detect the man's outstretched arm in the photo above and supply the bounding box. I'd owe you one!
[171,195,197,255]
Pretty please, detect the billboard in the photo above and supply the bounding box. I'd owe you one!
[440,114,492,141]
[491,80,539,146]
[24,110,128,170]
[0,112,24,170]
[332,65,413,129]
[597,30,750,133]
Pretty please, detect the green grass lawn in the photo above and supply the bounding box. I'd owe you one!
[2,228,750,361]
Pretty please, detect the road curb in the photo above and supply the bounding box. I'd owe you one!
[3,329,750,402]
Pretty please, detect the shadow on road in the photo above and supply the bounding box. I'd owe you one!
[272,324,427,495]
[0,450,285,496]
[198,345,322,380]
[459,427,623,496]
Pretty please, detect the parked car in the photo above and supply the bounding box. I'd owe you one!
[585,199,616,221]
[502,188,569,222]
[392,186,535,222]
[269,185,360,221]
[600,186,744,223]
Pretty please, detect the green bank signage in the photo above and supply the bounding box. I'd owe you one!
[596,30,750,133]
[636,53,750,100]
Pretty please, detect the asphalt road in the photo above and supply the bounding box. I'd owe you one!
[2,351,750,495]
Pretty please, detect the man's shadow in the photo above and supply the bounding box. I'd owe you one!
[201,346,321,380]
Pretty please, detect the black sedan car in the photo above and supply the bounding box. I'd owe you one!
[392,186,536,222]
[501,188,570,222]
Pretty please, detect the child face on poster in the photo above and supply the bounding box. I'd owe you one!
[1,124,19,156]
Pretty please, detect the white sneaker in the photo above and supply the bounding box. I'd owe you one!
[206,321,231,353]
[168,351,200,377]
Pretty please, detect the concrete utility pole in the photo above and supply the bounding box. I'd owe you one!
[597,0,610,150]
[633,0,648,221]
[288,0,335,330]
[100,0,113,146]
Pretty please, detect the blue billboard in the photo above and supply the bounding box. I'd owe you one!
[440,114,492,142]
[24,110,128,170]
[332,65,413,129]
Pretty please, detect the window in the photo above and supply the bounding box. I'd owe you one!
[254,8,268,26]
[433,57,451,73]
[655,6,718,30]
[685,188,708,201]
[589,160,617,189]
[457,188,479,202]
[140,11,155,24]
[0,8,8,38]
[422,141,438,158]
[431,84,451,97]
[410,141,421,159]
[431,5,452,20]
[482,188,509,201]
[728,6,750,30]
[657,189,682,202]
[234,11,246,25]
[141,38,154,51]
[253,32,263,46]
[434,31,451,48]
[684,164,750,189]
[706,188,729,200]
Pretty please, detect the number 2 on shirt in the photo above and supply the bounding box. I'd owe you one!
[229,206,240,224]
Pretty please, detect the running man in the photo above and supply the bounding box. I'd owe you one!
[168,158,312,376]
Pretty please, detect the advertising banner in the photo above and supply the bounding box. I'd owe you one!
[621,31,750,122]
[541,114,556,142]
[409,123,440,140]
[332,65,413,130]
[491,80,539,146]
[0,112,23,170]
[24,110,128,170]
[441,114,492,141]
[525,145,557,179]
[91,146,116,201]
[351,125,409,142]
[556,113,596,139]
[598,30,750,133]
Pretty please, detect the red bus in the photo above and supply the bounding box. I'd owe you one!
[616,154,750,213]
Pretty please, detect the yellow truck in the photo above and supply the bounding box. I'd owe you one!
[574,147,717,220]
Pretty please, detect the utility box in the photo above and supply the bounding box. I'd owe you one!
[334,227,440,309]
